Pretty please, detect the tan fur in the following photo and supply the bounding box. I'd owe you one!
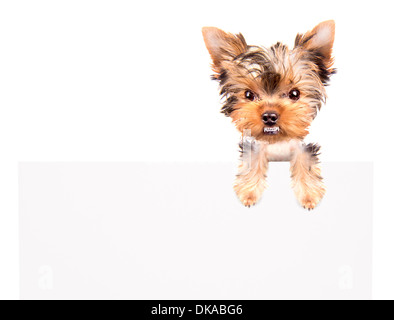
[290,148,325,210]
[235,141,325,209]
[234,140,268,207]
[231,96,314,143]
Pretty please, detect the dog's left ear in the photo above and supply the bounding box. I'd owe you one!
[295,20,335,64]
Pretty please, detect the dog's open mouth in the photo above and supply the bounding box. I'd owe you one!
[263,127,280,135]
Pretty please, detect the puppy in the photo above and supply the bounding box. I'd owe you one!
[202,21,336,209]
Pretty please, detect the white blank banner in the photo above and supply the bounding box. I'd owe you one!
[19,162,372,300]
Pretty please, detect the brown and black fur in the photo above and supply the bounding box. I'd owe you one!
[202,21,336,210]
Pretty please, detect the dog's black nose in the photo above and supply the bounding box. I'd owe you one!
[262,111,279,126]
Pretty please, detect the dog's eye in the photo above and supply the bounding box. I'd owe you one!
[289,89,300,101]
[245,90,256,101]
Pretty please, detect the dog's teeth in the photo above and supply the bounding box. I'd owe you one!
[264,127,279,133]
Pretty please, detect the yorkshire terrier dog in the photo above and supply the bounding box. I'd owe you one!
[202,21,336,209]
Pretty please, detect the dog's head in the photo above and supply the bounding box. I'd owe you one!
[202,21,335,143]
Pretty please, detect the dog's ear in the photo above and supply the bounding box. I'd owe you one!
[295,20,335,64]
[295,20,336,84]
[202,27,248,73]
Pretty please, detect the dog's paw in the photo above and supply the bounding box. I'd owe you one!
[234,186,262,208]
[301,197,319,210]
[293,178,325,211]
[240,194,258,208]
[298,190,325,210]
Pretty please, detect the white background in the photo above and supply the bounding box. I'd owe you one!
[0,0,393,299]
[19,162,372,300]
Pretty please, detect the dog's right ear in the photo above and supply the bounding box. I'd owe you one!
[202,27,248,74]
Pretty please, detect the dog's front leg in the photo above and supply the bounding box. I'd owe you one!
[234,136,268,207]
[290,143,325,210]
